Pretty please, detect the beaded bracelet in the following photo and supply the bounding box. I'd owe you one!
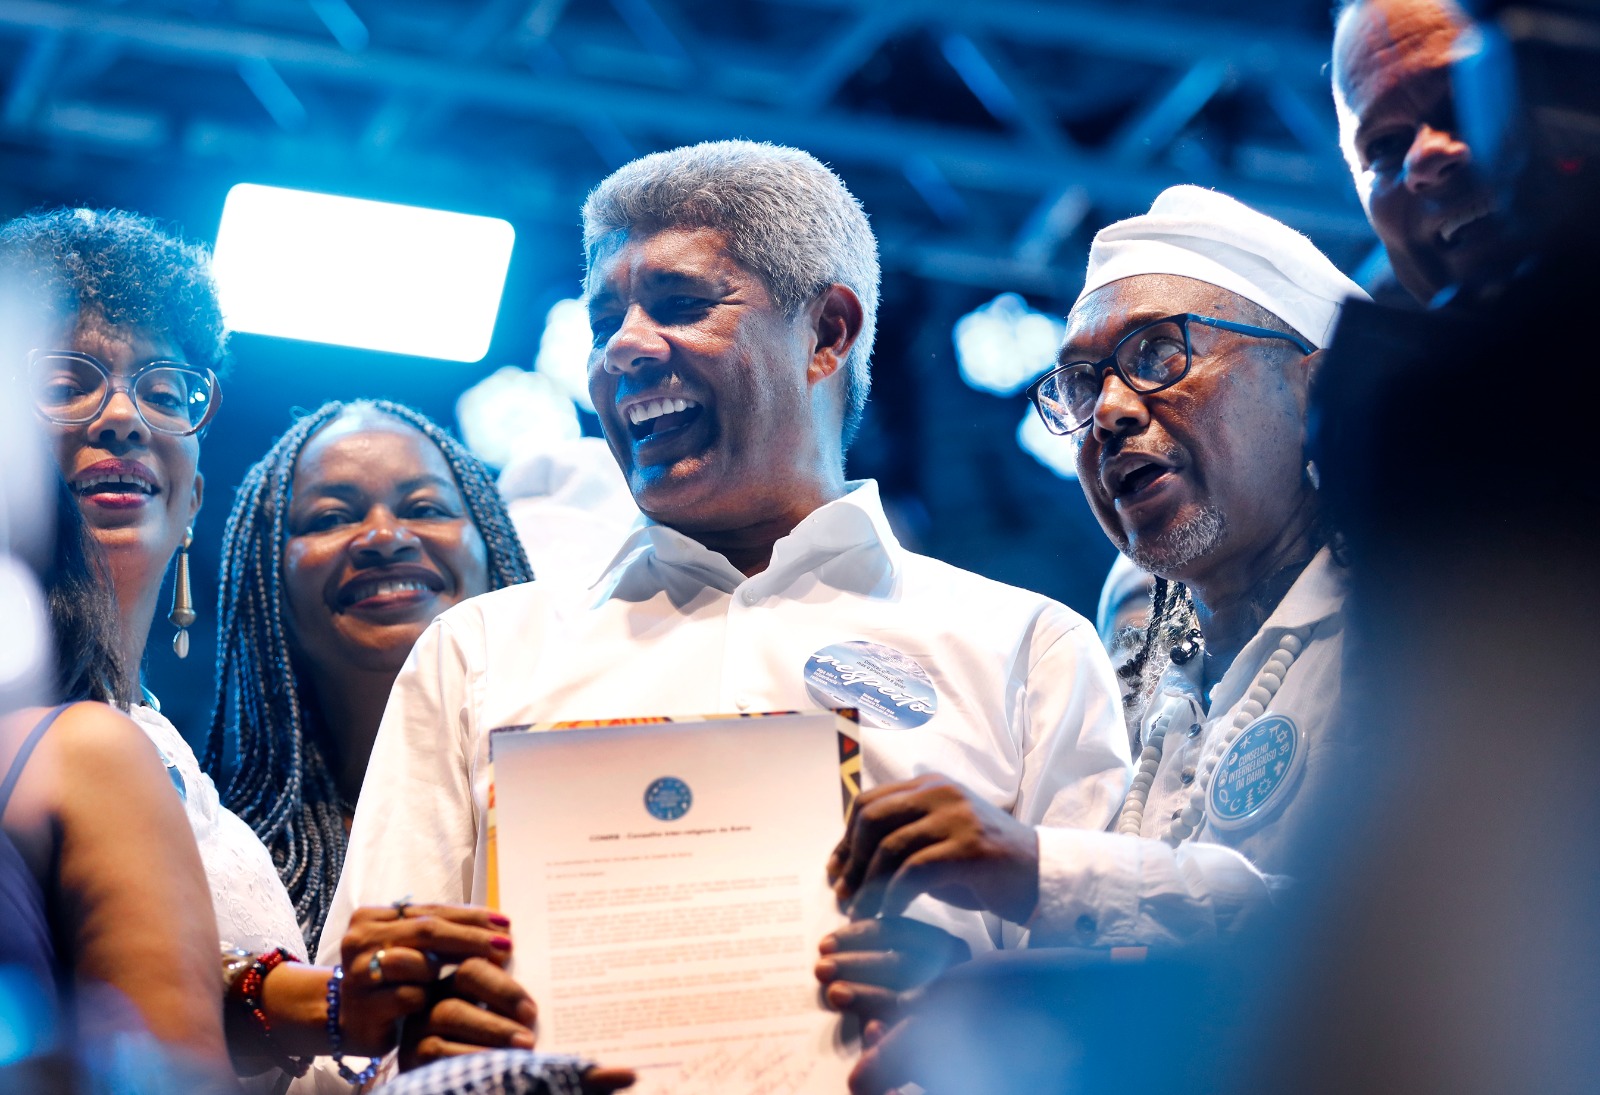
[224,946,311,1078]
[327,964,381,1085]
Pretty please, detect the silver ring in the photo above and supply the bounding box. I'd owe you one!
[369,948,388,984]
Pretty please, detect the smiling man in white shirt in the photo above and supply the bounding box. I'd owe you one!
[319,142,1130,1019]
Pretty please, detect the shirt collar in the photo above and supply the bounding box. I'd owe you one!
[589,480,898,594]
[1255,546,1345,637]
[1202,545,1345,714]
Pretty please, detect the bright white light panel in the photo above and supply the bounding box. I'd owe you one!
[213,184,515,362]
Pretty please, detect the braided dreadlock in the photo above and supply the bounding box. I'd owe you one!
[204,399,532,951]
[1116,575,1201,735]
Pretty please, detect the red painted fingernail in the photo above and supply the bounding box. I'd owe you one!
[491,935,513,950]
[489,913,511,928]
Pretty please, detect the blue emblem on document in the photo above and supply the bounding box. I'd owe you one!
[804,641,938,729]
[1208,714,1303,830]
[644,776,692,821]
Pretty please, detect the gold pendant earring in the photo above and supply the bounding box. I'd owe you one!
[169,527,196,659]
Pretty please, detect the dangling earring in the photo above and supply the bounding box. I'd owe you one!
[169,527,196,659]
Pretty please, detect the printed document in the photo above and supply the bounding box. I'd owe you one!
[489,711,859,1095]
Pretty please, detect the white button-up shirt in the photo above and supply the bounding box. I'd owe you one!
[1030,548,1348,948]
[319,481,1130,962]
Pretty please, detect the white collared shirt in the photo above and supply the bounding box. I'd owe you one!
[319,481,1130,962]
[1031,548,1348,948]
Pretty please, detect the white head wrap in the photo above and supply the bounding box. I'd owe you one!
[1076,185,1369,347]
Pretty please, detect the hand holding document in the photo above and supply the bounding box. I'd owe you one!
[489,711,861,1095]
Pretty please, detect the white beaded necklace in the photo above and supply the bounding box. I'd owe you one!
[1115,629,1307,846]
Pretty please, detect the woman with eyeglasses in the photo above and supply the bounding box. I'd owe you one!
[0,208,303,959]
[0,209,554,1087]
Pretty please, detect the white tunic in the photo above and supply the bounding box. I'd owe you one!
[1030,548,1347,948]
[129,704,305,959]
[320,480,1130,962]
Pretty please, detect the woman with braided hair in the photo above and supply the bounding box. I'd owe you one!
[6,210,582,1086]
[206,398,533,950]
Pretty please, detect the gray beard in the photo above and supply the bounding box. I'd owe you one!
[1126,505,1226,575]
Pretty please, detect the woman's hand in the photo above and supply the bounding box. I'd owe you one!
[338,903,529,1056]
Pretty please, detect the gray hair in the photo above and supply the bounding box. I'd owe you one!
[581,140,880,448]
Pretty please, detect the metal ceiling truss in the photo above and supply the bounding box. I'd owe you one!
[0,0,1369,299]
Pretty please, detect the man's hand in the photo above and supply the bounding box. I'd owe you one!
[814,917,970,1022]
[578,1067,637,1094]
[399,957,537,1069]
[826,773,1041,924]
[849,1015,922,1095]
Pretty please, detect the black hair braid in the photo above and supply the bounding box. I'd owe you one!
[205,399,533,951]
[1116,575,1200,728]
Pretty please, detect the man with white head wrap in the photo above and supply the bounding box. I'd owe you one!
[1026,184,1368,944]
[835,186,1368,985]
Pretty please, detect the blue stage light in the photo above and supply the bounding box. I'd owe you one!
[213,184,514,362]
[0,967,57,1065]
[1017,409,1078,480]
[953,292,1065,397]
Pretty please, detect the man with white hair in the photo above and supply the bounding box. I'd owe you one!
[321,141,1129,1011]
[834,186,1368,983]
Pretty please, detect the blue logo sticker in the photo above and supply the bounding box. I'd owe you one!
[804,641,938,729]
[1209,714,1302,828]
[644,776,692,821]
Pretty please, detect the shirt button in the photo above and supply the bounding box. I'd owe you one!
[1181,769,1196,786]
[740,589,758,606]
[1075,914,1096,936]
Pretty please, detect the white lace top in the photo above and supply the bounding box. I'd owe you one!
[129,704,305,959]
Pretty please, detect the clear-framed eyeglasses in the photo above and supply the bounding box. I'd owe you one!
[28,349,222,437]
[1024,313,1314,436]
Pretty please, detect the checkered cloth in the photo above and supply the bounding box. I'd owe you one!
[374,1051,597,1095]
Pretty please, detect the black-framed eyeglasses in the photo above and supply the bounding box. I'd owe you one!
[28,349,222,437]
[1024,313,1314,436]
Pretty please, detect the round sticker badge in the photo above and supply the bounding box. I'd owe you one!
[1208,714,1305,830]
[804,641,939,729]
[643,776,692,821]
